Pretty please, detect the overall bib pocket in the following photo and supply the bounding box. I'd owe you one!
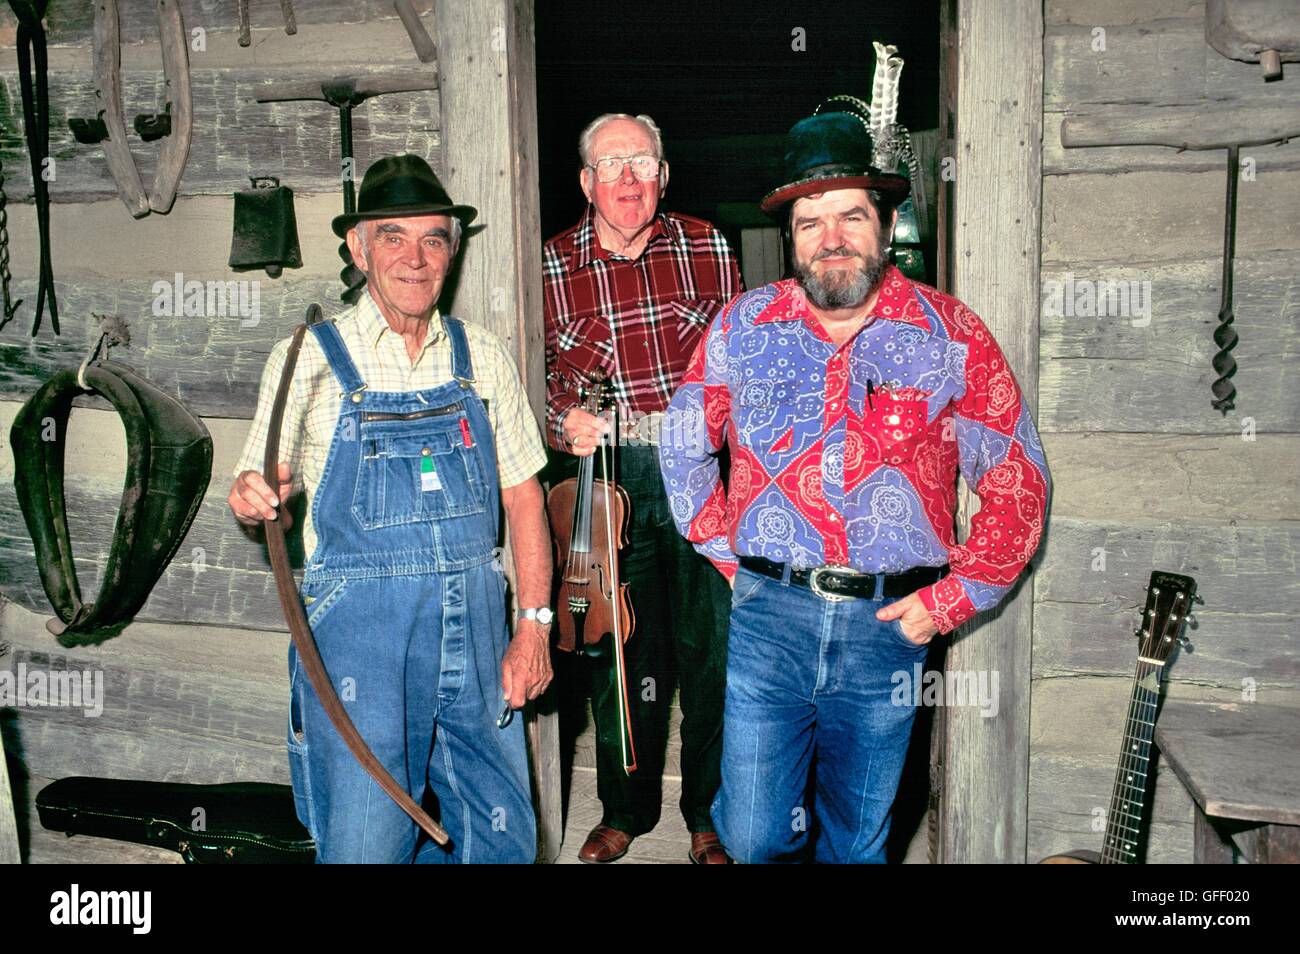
[351,420,488,530]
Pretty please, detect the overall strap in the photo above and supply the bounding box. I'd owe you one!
[441,315,476,389]
[308,320,366,397]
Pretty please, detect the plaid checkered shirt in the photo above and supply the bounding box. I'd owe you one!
[542,207,742,449]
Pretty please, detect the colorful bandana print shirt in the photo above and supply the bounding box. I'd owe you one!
[658,266,1051,635]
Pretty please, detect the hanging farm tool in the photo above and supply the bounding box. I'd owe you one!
[254,74,440,304]
[1061,103,1300,414]
[236,0,298,47]
[67,0,193,218]
[6,0,57,335]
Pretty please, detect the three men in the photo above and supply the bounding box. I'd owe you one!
[659,106,1051,862]
[543,113,742,863]
[229,155,553,863]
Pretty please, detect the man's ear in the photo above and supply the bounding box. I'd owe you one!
[579,166,594,204]
[658,160,670,197]
[345,226,367,271]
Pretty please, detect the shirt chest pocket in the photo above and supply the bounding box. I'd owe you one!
[861,395,930,467]
[351,422,488,530]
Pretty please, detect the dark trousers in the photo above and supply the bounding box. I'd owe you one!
[556,445,730,835]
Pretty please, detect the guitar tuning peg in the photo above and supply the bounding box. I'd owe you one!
[1193,594,1205,605]
[1177,635,1193,652]
[1185,614,1198,629]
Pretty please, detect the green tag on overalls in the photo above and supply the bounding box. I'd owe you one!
[420,450,442,491]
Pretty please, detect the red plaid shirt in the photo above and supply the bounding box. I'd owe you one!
[542,207,742,449]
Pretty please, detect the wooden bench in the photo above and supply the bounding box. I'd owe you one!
[1155,701,1300,863]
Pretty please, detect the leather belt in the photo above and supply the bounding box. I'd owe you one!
[738,556,946,602]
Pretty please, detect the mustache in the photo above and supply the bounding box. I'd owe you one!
[812,247,863,263]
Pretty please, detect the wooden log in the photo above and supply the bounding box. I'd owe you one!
[1042,168,1300,267]
[1040,434,1300,522]
[1038,255,1300,434]
[434,0,555,862]
[0,68,441,202]
[1044,112,1300,176]
[1035,516,1300,611]
[942,0,1043,864]
[1034,601,1298,689]
[1044,19,1299,110]
[0,476,292,632]
[1061,102,1300,151]
[0,278,352,416]
[1044,0,1202,26]
[0,0,434,47]
[0,600,291,789]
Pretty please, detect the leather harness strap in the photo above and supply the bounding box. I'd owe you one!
[261,305,450,848]
[7,0,57,335]
[11,359,212,641]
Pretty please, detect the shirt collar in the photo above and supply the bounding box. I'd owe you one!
[755,265,930,332]
[357,288,444,352]
[569,205,679,270]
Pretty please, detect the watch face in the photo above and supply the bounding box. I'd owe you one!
[536,607,554,625]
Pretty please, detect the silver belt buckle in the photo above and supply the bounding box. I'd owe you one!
[809,565,855,602]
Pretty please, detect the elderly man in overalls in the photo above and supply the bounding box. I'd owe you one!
[228,155,553,863]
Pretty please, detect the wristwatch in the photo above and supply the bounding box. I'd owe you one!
[517,607,554,625]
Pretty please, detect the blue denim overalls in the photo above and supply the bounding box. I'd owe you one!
[286,315,535,863]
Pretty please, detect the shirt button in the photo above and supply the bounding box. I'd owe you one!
[422,447,431,457]
[351,393,362,404]
[887,414,900,425]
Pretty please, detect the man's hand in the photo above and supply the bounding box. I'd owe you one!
[561,408,611,458]
[501,619,553,709]
[229,463,294,529]
[875,592,939,645]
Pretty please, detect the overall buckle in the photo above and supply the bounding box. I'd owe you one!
[809,565,854,602]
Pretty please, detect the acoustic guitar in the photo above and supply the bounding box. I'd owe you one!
[1040,570,1200,864]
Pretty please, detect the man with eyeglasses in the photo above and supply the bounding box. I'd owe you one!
[542,112,742,864]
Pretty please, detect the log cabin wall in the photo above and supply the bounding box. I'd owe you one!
[1032,0,1299,862]
[0,0,550,862]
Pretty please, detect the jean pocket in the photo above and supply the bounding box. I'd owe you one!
[891,616,928,651]
[300,577,348,631]
[286,650,317,842]
[730,567,765,611]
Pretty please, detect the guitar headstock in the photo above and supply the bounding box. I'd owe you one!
[1135,571,1199,663]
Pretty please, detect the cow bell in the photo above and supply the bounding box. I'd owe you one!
[229,177,302,278]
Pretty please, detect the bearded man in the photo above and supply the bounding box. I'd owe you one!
[658,104,1051,863]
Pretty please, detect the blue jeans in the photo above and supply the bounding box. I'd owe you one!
[712,566,927,863]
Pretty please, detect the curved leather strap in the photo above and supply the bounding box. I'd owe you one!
[10,360,212,639]
[261,305,450,848]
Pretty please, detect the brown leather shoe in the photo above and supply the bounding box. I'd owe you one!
[689,831,731,864]
[578,824,633,863]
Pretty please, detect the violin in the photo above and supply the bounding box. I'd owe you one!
[546,374,637,774]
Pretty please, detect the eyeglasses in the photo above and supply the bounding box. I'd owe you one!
[587,153,661,183]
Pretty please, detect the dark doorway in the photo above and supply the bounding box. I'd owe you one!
[535,0,941,268]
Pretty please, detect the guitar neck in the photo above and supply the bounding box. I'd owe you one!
[1100,659,1163,863]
